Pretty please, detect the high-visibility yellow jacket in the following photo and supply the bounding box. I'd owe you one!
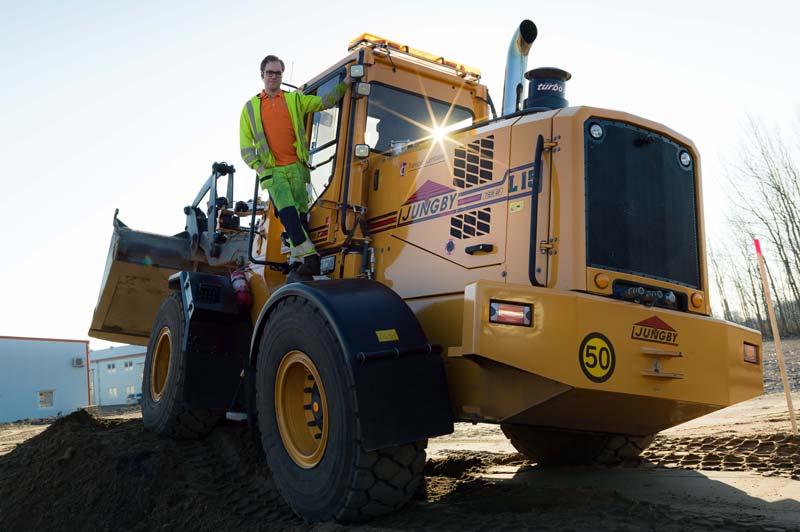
[239,82,347,181]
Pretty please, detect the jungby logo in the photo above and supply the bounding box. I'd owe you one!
[398,180,458,225]
[631,316,678,346]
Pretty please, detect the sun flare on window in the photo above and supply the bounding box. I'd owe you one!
[431,126,448,142]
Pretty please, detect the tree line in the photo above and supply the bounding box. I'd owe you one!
[709,119,800,338]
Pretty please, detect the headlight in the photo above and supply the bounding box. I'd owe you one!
[353,144,370,158]
[679,150,692,167]
[349,64,365,78]
[589,123,604,139]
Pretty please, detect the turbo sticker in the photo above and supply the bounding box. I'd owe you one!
[579,333,616,383]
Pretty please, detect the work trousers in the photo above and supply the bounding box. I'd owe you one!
[262,162,316,261]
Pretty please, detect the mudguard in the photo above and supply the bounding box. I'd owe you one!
[251,279,454,451]
[171,271,250,410]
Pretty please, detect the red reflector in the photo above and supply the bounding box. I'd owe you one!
[743,343,758,364]
[489,301,532,326]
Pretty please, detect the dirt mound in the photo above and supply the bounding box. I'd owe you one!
[423,450,498,478]
[0,411,294,532]
[645,432,800,479]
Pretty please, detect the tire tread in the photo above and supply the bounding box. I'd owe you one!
[257,296,425,523]
[335,441,425,522]
[502,424,655,466]
[142,292,221,439]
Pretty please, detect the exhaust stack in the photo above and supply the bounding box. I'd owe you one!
[502,19,537,115]
[523,67,572,111]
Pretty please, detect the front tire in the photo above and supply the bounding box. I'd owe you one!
[501,425,655,465]
[141,293,222,438]
[256,296,426,522]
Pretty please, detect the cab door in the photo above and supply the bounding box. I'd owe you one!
[364,83,510,296]
[305,71,349,251]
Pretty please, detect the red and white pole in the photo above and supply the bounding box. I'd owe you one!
[754,239,797,435]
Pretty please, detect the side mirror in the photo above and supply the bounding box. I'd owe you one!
[354,144,370,158]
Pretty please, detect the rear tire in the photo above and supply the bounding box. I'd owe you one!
[141,292,222,439]
[256,296,426,522]
[501,425,655,465]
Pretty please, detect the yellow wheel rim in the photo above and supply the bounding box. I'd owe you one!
[275,350,329,469]
[150,326,172,402]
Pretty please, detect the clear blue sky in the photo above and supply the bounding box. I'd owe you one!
[1,0,798,348]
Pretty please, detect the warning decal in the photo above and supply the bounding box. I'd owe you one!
[375,329,400,342]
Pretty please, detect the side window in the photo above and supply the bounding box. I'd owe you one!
[308,75,343,203]
[366,84,473,154]
[38,390,54,408]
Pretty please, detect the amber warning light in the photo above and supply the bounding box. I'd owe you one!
[489,300,532,326]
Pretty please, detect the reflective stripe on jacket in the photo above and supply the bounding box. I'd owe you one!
[239,81,347,180]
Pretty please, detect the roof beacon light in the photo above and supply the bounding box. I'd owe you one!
[348,33,481,81]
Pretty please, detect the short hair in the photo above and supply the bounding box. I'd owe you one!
[260,55,285,75]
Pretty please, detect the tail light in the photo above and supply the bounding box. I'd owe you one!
[489,300,532,327]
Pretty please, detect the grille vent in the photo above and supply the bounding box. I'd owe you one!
[450,208,491,239]
[453,135,494,188]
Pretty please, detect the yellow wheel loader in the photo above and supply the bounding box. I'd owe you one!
[89,19,763,523]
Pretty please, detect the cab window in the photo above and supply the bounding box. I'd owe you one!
[307,74,343,202]
[365,83,473,154]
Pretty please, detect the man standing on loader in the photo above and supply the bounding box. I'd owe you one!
[240,54,349,282]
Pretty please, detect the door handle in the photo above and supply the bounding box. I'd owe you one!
[465,243,493,255]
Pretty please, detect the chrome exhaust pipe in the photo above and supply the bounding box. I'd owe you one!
[502,19,537,115]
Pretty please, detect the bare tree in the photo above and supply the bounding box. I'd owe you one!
[708,245,733,322]
[720,117,800,337]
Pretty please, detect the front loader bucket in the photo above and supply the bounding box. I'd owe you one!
[89,213,200,345]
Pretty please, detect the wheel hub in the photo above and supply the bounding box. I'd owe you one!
[150,326,172,402]
[275,350,329,469]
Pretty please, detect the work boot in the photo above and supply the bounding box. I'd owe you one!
[279,232,290,253]
[295,254,321,277]
[285,263,312,284]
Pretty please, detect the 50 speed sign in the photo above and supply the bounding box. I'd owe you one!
[578,333,616,383]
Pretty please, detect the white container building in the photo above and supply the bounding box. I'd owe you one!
[89,345,146,406]
[0,336,90,423]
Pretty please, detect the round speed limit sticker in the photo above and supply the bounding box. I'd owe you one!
[579,333,616,383]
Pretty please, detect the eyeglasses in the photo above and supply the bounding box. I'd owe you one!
[263,70,283,78]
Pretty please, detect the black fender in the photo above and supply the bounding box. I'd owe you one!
[250,279,454,451]
[169,271,250,410]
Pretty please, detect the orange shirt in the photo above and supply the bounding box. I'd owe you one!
[259,90,299,166]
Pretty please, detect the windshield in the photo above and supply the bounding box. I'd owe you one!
[365,83,473,153]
